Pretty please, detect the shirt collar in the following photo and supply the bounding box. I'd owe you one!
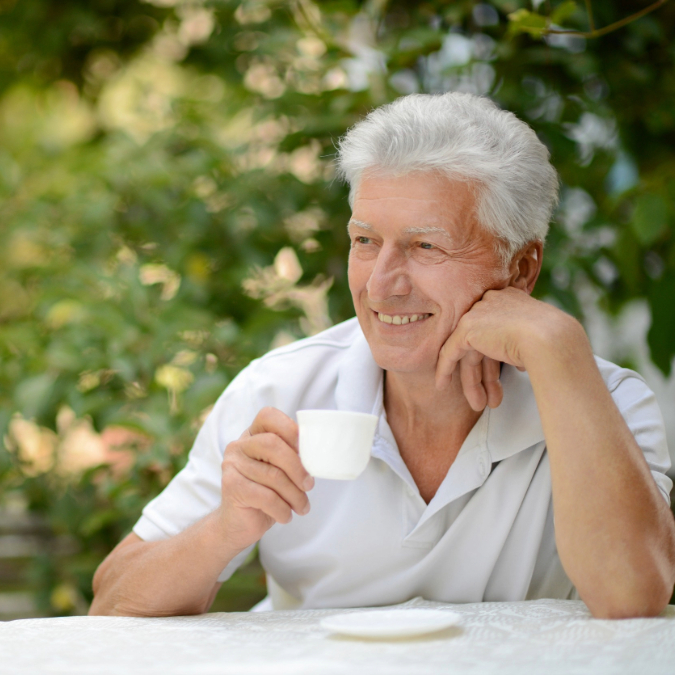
[334,329,383,416]
[334,328,412,484]
[335,323,545,463]
[486,364,545,462]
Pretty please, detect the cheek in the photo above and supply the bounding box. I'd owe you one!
[347,253,370,294]
[347,254,357,293]
[421,268,485,325]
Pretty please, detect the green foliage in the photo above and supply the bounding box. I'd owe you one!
[632,194,668,246]
[648,272,675,377]
[507,9,549,38]
[0,0,674,615]
[551,1,580,26]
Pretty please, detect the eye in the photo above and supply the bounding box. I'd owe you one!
[354,236,371,245]
[419,242,434,250]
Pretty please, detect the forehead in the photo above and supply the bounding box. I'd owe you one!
[351,172,482,237]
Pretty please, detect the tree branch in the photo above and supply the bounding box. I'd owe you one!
[546,0,668,39]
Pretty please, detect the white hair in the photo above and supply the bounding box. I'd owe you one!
[336,92,559,264]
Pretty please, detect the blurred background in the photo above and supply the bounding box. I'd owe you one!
[0,0,674,619]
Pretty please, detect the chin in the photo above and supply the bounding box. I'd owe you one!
[368,344,434,375]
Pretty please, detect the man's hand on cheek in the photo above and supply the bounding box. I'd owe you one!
[435,287,546,411]
[454,349,504,412]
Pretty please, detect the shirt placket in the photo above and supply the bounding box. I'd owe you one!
[373,410,494,550]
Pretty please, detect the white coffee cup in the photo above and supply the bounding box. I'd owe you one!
[297,410,379,480]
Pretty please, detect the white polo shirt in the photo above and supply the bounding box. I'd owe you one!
[133,318,672,610]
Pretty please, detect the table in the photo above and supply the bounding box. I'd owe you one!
[2,598,674,675]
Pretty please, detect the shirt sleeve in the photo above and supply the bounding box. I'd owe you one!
[607,372,673,506]
[132,363,260,582]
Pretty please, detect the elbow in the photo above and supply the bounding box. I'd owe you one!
[587,595,670,620]
[579,521,675,619]
[89,581,123,617]
[89,552,143,617]
[88,595,112,617]
[584,567,675,619]
[89,559,113,616]
[91,561,104,601]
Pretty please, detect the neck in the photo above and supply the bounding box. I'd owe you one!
[384,367,482,445]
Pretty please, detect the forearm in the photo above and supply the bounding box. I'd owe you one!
[525,318,675,617]
[90,508,242,617]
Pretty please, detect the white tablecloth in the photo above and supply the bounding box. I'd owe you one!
[2,598,674,675]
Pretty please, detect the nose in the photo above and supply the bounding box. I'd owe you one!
[366,245,412,302]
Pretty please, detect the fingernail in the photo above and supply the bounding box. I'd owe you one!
[303,476,315,491]
[301,502,311,515]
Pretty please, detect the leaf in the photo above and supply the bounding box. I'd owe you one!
[15,374,56,420]
[507,9,548,38]
[551,1,578,26]
[631,194,668,246]
[647,271,675,376]
[79,509,120,537]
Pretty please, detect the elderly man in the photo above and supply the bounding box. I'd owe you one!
[90,93,675,619]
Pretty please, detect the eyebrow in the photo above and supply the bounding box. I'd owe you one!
[403,226,451,240]
[347,218,373,232]
[347,219,452,240]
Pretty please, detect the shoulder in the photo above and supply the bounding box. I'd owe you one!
[204,318,364,442]
[254,317,361,371]
[249,318,361,376]
[232,318,363,411]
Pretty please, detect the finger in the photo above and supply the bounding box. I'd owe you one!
[234,475,294,524]
[482,358,503,409]
[240,432,313,492]
[460,351,487,412]
[247,407,299,452]
[436,337,469,390]
[235,455,310,516]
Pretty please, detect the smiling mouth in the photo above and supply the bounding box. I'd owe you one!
[375,312,432,325]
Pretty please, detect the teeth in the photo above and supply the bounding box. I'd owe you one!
[377,313,428,324]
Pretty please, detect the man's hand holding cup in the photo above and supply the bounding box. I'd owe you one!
[218,407,315,553]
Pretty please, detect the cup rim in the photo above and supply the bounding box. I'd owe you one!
[296,409,379,422]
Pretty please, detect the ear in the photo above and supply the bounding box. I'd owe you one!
[508,241,543,295]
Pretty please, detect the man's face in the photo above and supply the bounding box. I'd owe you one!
[348,172,509,376]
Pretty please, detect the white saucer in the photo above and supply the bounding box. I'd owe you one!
[320,609,461,638]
